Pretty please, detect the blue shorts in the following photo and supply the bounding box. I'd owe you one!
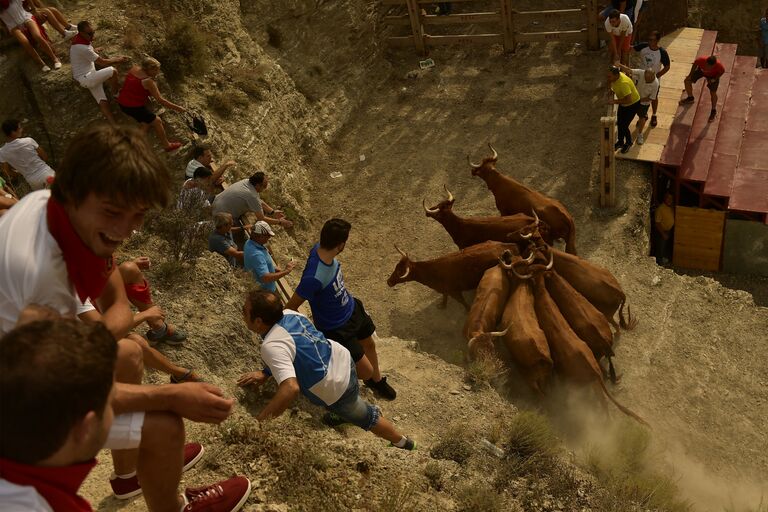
[326,362,380,430]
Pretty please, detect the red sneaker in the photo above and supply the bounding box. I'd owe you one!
[183,476,252,512]
[164,141,183,152]
[110,443,205,499]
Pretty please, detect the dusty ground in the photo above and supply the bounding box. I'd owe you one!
[3,0,766,510]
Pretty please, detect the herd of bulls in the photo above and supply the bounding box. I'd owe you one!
[386,145,648,426]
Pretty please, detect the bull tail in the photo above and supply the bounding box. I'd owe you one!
[595,379,650,428]
[607,355,618,385]
[564,219,577,255]
[619,301,639,330]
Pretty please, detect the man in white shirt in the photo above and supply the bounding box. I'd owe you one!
[69,20,128,122]
[617,63,660,144]
[237,290,415,449]
[604,9,633,65]
[0,124,250,511]
[0,119,54,190]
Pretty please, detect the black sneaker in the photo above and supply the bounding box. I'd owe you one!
[391,437,415,450]
[322,412,349,427]
[678,95,695,105]
[614,141,623,151]
[650,115,658,127]
[365,376,397,400]
[708,109,717,122]
[621,142,633,154]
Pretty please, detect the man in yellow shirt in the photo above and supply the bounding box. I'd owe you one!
[607,65,641,153]
[654,192,675,264]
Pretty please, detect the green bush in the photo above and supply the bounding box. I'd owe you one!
[153,18,211,82]
[504,411,559,461]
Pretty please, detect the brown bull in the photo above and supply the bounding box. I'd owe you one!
[424,186,552,249]
[551,249,637,330]
[544,271,618,383]
[531,275,648,426]
[469,143,577,255]
[500,277,553,397]
[463,264,511,358]
[386,241,519,310]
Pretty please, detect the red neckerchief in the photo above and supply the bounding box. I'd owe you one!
[46,197,114,303]
[0,457,96,512]
[71,33,91,46]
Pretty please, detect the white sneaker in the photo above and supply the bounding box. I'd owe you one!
[68,24,77,31]
[637,133,645,145]
[63,29,77,40]
[41,65,51,72]
[53,60,62,70]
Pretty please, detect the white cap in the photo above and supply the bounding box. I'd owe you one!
[251,221,275,236]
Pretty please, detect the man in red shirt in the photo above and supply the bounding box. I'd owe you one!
[679,55,725,122]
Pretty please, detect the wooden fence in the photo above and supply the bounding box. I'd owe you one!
[383,0,603,54]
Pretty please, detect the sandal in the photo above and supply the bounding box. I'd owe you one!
[171,369,200,384]
[146,323,187,345]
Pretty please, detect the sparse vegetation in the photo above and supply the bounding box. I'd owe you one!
[504,411,559,461]
[423,461,444,490]
[375,480,418,512]
[229,67,270,100]
[207,89,250,117]
[430,424,474,465]
[456,481,505,512]
[153,18,211,82]
[465,353,507,389]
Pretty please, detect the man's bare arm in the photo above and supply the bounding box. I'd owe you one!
[256,378,300,421]
[94,269,134,340]
[284,291,306,312]
[113,382,234,423]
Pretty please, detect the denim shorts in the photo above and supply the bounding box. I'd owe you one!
[327,362,380,431]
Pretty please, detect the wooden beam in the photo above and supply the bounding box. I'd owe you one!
[386,36,419,47]
[499,0,515,52]
[515,29,587,44]
[511,8,584,17]
[404,0,426,55]
[586,0,600,50]
[600,116,617,208]
[424,12,501,25]
[382,0,485,5]
[424,33,505,46]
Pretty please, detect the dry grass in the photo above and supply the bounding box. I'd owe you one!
[423,461,444,490]
[123,25,143,49]
[456,481,506,512]
[375,480,418,512]
[207,89,250,117]
[153,18,211,82]
[430,423,474,465]
[465,352,507,389]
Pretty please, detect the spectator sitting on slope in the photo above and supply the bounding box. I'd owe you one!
[209,212,251,267]
[237,290,415,449]
[23,0,77,40]
[0,0,61,72]
[117,57,185,152]
[244,221,296,293]
[179,166,219,209]
[211,171,293,230]
[0,118,55,190]
[185,144,234,184]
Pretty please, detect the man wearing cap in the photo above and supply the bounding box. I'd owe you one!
[244,221,296,293]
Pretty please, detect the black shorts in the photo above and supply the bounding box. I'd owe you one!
[690,68,720,92]
[637,103,651,118]
[320,298,375,363]
[119,104,156,124]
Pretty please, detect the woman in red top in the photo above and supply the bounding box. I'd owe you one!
[117,57,186,152]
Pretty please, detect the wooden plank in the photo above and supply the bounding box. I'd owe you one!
[499,0,515,53]
[404,0,426,55]
[672,206,725,271]
[515,29,586,44]
[425,33,505,46]
[586,0,599,50]
[600,116,616,207]
[423,12,502,26]
[616,142,664,162]
[511,8,584,17]
[386,35,418,47]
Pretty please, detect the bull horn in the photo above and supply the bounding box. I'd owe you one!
[532,210,540,225]
[423,198,439,214]
[489,326,510,337]
[524,250,536,264]
[498,254,513,270]
[487,143,498,160]
[520,230,533,239]
[545,250,554,270]
[443,184,454,202]
[394,244,408,258]
[398,265,410,280]
[511,265,533,280]
[467,155,481,169]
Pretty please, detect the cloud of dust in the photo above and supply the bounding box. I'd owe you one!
[543,384,767,512]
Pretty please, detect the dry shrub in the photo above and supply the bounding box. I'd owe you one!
[430,423,474,465]
[376,480,418,512]
[153,18,211,82]
[465,352,507,389]
[423,461,444,490]
[229,67,270,100]
[144,192,209,268]
[207,89,249,117]
[504,411,559,461]
[123,25,143,49]
[587,421,691,512]
[456,481,505,512]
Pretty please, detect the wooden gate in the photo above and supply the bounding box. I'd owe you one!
[383,0,602,55]
[672,206,726,271]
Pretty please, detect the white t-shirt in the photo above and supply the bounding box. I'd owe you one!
[0,479,53,512]
[631,69,660,105]
[70,44,99,80]
[604,13,633,36]
[0,0,32,30]
[185,159,206,179]
[0,137,55,189]
[0,190,79,335]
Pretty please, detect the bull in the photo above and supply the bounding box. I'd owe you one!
[531,274,648,426]
[469,143,577,255]
[423,186,552,249]
[386,241,519,310]
[462,264,511,358]
[551,249,638,330]
[544,271,618,383]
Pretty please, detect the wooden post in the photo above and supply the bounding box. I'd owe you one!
[499,0,515,52]
[599,116,616,207]
[585,0,600,50]
[405,0,426,55]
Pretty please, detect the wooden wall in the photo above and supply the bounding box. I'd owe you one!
[673,206,725,271]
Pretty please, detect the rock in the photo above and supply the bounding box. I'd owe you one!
[450,390,460,395]
[405,70,419,79]
[462,384,472,391]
